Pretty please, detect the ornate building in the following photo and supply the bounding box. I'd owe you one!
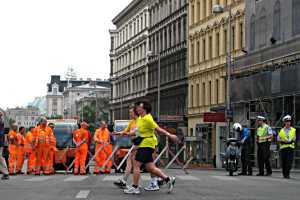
[109,0,150,120]
[188,0,245,167]
[147,0,188,131]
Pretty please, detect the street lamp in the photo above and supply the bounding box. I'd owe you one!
[147,51,161,122]
[213,4,232,137]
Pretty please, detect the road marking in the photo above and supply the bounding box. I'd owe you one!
[64,176,88,182]
[177,175,200,181]
[103,175,123,181]
[75,190,90,199]
[211,175,239,181]
[141,175,151,181]
[25,176,52,182]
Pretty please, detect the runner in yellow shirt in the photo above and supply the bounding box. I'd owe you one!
[124,100,178,195]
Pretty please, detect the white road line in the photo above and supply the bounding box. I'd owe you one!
[211,175,239,181]
[75,190,90,199]
[177,175,200,181]
[103,175,123,181]
[141,175,151,181]
[64,176,89,182]
[25,176,52,182]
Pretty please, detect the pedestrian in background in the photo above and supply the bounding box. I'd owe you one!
[48,123,56,174]
[233,123,253,176]
[24,126,36,174]
[16,126,25,174]
[256,116,273,176]
[0,112,9,180]
[8,123,18,175]
[278,115,296,179]
[73,122,89,175]
[94,121,112,174]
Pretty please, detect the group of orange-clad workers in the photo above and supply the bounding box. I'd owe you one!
[7,117,113,176]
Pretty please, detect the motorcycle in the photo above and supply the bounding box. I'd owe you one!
[225,138,240,176]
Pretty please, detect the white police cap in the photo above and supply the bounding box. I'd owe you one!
[257,116,265,120]
[282,115,292,122]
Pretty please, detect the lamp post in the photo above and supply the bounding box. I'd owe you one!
[147,51,161,122]
[213,4,232,137]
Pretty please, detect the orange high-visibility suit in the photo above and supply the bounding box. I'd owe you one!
[94,128,112,174]
[47,132,56,174]
[8,130,18,174]
[33,126,52,175]
[73,128,89,175]
[16,132,25,173]
[25,131,36,173]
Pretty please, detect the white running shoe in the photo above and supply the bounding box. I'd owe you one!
[124,186,141,195]
[167,176,176,194]
[144,182,160,191]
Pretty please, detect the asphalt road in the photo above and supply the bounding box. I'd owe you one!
[0,169,299,200]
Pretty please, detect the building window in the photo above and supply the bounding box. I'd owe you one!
[191,42,195,65]
[209,81,212,105]
[224,29,227,54]
[183,17,187,40]
[259,8,267,47]
[196,1,200,22]
[209,35,212,59]
[216,32,220,57]
[196,83,200,106]
[178,20,182,42]
[239,23,244,48]
[215,79,219,104]
[169,0,172,14]
[202,38,206,61]
[196,41,200,63]
[293,0,300,35]
[202,82,206,106]
[191,4,195,25]
[164,29,168,50]
[203,0,207,19]
[173,23,177,45]
[190,85,194,107]
[250,15,255,50]
[273,1,281,40]
[232,25,235,51]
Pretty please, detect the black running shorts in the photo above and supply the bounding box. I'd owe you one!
[135,147,155,164]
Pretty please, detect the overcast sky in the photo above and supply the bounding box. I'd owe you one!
[0,0,131,109]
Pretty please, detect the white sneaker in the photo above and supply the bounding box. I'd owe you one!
[124,186,141,195]
[167,176,176,193]
[144,182,160,191]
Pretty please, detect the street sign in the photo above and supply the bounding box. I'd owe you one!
[203,112,226,122]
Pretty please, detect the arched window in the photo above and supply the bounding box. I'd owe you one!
[273,1,281,40]
[259,8,267,47]
[292,0,300,35]
[250,15,256,50]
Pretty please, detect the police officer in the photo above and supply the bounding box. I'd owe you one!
[277,115,296,179]
[233,123,252,176]
[0,112,9,180]
[256,116,273,176]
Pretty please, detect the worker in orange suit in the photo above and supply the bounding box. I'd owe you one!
[73,122,89,175]
[94,121,112,174]
[16,126,25,174]
[48,123,56,174]
[25,127,36,174]
[8,124,18,175]
[33,118,52,175]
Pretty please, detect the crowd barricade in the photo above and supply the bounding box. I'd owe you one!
[98,144,120,172]
[154,138,194,174]
[84,143,109,172]
[116,146,135,171]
